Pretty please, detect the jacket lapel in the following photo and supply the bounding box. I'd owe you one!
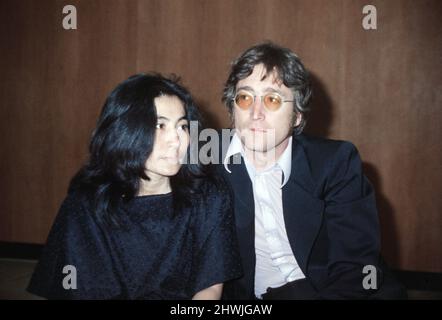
[225,154,255,228]
[283,137,324,274]
[224,154,256,297]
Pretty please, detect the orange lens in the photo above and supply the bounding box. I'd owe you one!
[263,94,282,111]
[234,92,254,109]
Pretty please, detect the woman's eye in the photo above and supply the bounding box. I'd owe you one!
[179,123,189,131]
[156,123,165,129]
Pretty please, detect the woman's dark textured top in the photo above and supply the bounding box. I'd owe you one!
[27,182,242,299]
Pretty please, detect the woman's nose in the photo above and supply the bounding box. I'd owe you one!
[165,129,180,147]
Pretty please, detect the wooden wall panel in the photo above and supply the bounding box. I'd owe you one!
[0,0,440,272]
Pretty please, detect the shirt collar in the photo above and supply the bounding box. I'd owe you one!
[223,133,293,187]
[277,136,292,187]
[223,132,243,173]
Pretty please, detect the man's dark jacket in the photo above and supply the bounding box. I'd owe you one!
[218,133,406,299]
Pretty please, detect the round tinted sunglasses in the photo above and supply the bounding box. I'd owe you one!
[233,90,294,111]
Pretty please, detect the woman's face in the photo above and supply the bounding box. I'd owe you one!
[145,95,190,179]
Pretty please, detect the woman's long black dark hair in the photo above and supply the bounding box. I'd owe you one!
[69,73,207,227]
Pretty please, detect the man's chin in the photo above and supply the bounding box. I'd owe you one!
[243,142,275,153]
[241,135,271,152]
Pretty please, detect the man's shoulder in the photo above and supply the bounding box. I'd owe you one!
[293,134,362,183]
[295,133,357,159]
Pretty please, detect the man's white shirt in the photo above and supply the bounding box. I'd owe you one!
[224,133,305,298]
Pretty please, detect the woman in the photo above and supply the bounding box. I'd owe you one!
[27,73,242,299]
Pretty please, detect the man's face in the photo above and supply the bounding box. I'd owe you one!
[233,63,300,157]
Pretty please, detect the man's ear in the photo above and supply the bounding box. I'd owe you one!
[293,113,302,127]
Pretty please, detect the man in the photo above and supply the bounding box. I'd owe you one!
[218,42,405,299]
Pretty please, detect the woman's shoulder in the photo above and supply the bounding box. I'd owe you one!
[52,188,97,230]
[197,173,232,203]
[189,174,234,229]
[62,187,94,212]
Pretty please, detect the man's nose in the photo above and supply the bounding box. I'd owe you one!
[251,97,265,120]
